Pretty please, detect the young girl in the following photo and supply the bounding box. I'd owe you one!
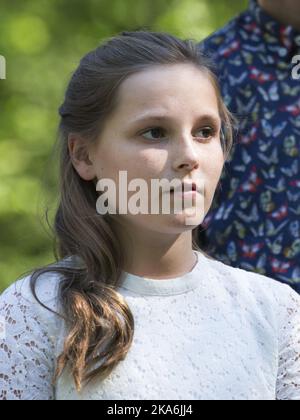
[0,31,299,401]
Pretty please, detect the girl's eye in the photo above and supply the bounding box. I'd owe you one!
[196,127,215,139]
[139,126,216,141]
[141,127,167,141]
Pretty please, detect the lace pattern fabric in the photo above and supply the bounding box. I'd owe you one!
[0,274,62,400]
[0,253,300,400]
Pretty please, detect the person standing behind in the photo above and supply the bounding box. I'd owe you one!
[200,0,300,293]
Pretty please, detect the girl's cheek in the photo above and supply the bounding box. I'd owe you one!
[202,151,224,194]
[202,146,224,175]
[210,143,225,174]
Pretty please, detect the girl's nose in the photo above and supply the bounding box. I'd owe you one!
[172,137,200,171]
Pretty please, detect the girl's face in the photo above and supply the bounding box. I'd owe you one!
[71,63,225,239]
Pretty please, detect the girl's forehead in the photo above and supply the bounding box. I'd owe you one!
[115,66,219,118]
[120,63,213,93]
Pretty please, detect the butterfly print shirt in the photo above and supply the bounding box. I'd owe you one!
[200,0,300,293]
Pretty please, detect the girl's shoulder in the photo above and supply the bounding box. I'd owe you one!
[0,258,75,336]
[203,253,300,317]
[0,270,62,311]
[0,255,79,310]
[0,264,70,401]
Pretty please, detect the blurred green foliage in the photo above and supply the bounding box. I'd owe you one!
[0,0,247,291]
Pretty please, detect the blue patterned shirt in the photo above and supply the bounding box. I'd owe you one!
[200,0,300,292]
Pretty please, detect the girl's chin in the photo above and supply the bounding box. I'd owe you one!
[161,211,205,227]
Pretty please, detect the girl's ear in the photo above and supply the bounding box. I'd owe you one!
[68,134,96,181]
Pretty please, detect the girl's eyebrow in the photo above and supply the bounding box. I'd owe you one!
[129,112,221,125]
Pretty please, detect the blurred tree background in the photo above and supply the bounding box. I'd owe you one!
[0,0,247,291]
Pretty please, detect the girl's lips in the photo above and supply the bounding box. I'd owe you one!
[171,190,198,197]
[167,181,199,194]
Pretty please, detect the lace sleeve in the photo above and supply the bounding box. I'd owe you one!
[276,287,300,401]
[0,275,61,400]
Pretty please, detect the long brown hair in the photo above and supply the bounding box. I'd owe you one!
[29,30,235,392]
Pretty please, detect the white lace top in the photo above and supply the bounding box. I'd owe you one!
[0,250,300,400]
